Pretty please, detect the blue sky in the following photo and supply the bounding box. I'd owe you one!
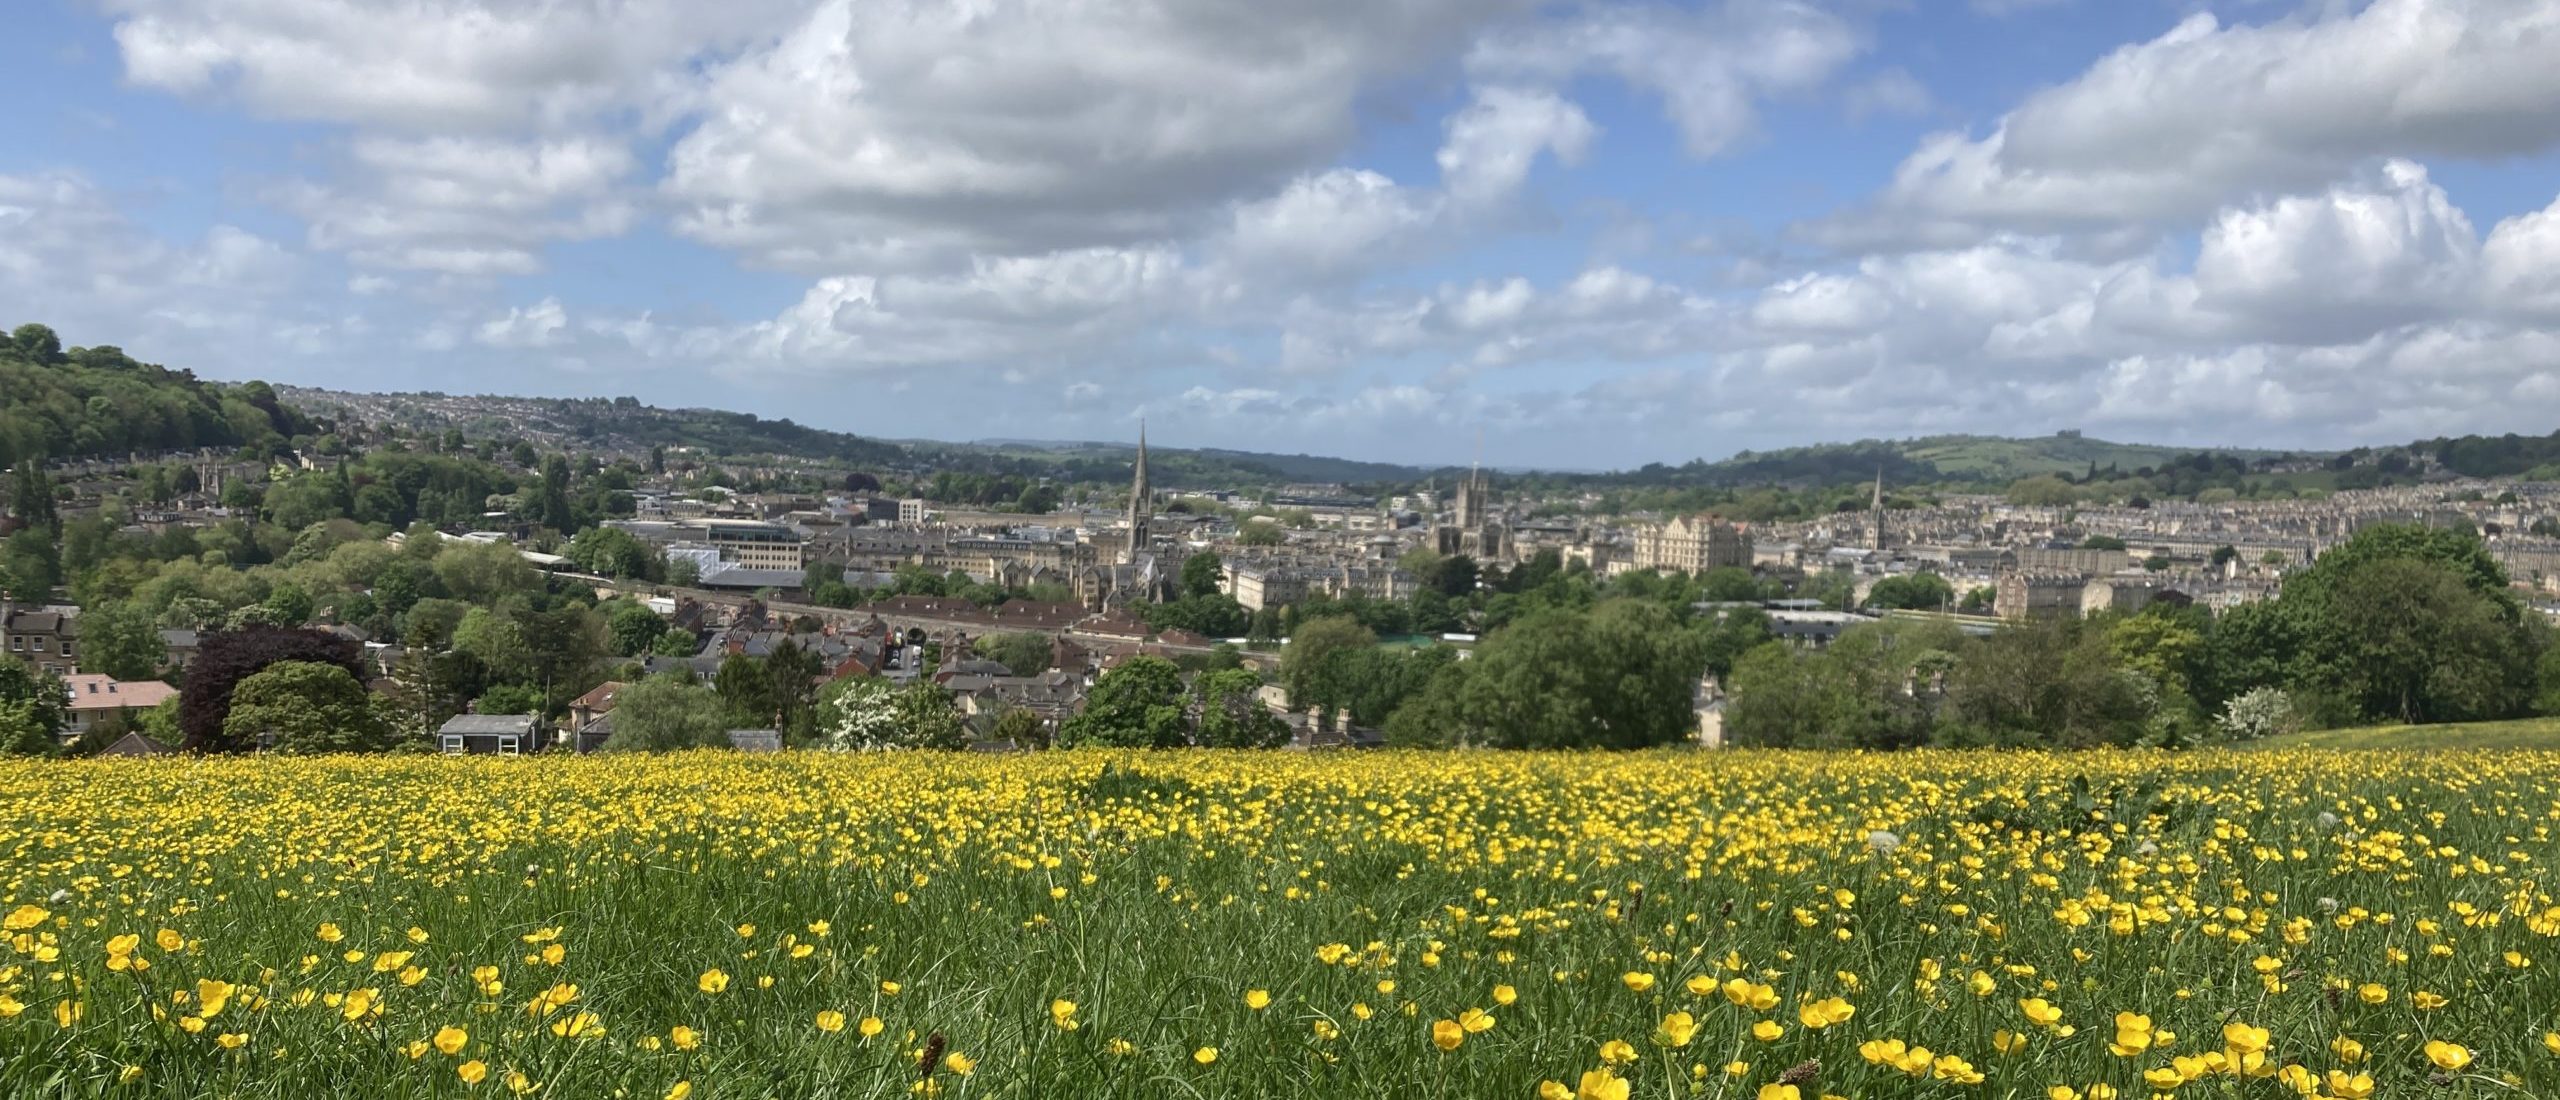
[4,0,2558,469]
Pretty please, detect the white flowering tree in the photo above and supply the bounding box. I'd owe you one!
[2215,686,2298,743]
[819,677,903,751]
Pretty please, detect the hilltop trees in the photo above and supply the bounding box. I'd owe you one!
[223,661,388,754]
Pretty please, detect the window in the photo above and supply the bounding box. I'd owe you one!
[497,736,521,756]
[441,735,465,755]
[30,638,42,653]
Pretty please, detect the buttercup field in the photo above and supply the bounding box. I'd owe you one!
[5,748,2556,1098]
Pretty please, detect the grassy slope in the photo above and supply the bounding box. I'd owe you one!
[2249,716,2560,750]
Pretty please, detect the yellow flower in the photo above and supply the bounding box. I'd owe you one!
[1623,971,1656,992]
[670,1025,701,1050]
[1493,984,1517,1006]
[1750,1019,1783,1042]
[943,1052,975,1076]
[881,981,903,996]
[1757,1087,1800,1100]
[118,1066,142,1085]
[1106,1038,1136,1056]
[217,1032,248,1050]
[505,1069,535,1094]
[808,920,831,937]
[816,1010,846,1033]
[696,969,729,995]
[3,905,48,931]
[2355,983,2388,1005]
[2544,1032,2560,1057]
[1656,1011,1698,1048]
[2019,998,2063,1028]
[2325,1071,2374,1099]
[1797,997,1854,1029]
[1539,1082,1574,1100]
[197,980,235,1018]
[1992,1029,2027,1055]
[2425,1041,2472,1071]
[1193,1046,1219,1065]
[859,1017,884,1038]
[1050,999,1079,1030]
[155,928,184,952]
[2412,991,2448,1010]
[2331,1035,2365,1064]
[458,1061,489,1086]
[666,1084,692,1100]
[1245,989,1271,1010]
[435,1026,469,1055]
[316,923,343,943]
[1432,1019,1464,1051]
[1599,1038,1639,1064]
[341,988,380,1023]
[1459,1007,1496,1034]
[1577,1067,1631,1100]
[549,1011,605,1039]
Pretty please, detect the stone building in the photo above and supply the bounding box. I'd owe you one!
[1632,515,1753,575]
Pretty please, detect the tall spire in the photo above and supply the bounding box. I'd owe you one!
[1871,464,1886,553]
[1122,420,1152,565]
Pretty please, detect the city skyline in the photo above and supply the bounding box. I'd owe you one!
[4,0,2559,468]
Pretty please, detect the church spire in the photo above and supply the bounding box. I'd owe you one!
[1871,464,1886,553]
[1122,420,1152,565]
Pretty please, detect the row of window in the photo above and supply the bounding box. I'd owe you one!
[4,636,69,655]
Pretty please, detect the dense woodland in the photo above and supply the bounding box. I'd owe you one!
[0,323,312,466]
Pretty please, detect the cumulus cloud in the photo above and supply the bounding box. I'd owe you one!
[1436,86,1596,208]
[663,0,1535,269]
[1819,0,2560,248]
[279,135,637,274]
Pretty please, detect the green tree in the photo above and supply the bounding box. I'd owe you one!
[990,706,1049,750]
[1723,642,1856,748]
[975,633,1054,678]
[1058,656,1189,748]
[1445,600,1706,749]
[222,661,389,753]
[0,655,67,755]
[601,674,734,752]
[1280,616,1375,715]
[1179,551,1225,599]
[75,600,164,681]
[1236,520,1283,548]
[1865,572,1954,611]
[603,599,669,657]
[1194,667,1286,748]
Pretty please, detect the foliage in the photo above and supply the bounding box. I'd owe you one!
[1058,656,1189,749]
[1279,616,1376,714]
[818,676,965,751]
[178,626,366,752]
[1192,668,1287,749]
[974,633,1054,678]
[601,675,733,753]
[222,660,389,754]
[1865,572,1954,611]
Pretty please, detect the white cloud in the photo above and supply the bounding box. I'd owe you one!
[1823,0,2560,247]
[105,0,792,132]
[1435,86,1596,207]
[2483,194,2560,322]
[1224,169,1436,277]
[664,0,1534,270]
[476,297,570,348]
[279,135,636,274]
[1466,0,1863,158]
[2190,159,2478,342]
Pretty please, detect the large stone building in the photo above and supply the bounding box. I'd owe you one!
[1995,573,2087,621]
[686,518,805,571]
[1632,515,1753,575]
[1434,464,1514,562]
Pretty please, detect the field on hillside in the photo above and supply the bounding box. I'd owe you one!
[4,750,2559,1099]
[2254,717,2560,752]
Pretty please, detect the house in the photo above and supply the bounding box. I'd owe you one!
[1,602,78,677]
[158,628,202,673]
[96,731,176,757]
[437,714,539,755]
[567,681,627,733]
[59,674,179,737]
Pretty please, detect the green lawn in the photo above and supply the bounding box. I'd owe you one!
[2250,715,2560,750]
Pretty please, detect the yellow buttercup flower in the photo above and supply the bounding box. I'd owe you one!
[696,970,729,995]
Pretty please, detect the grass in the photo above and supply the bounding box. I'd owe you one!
[2,748,2555,1098]
[2251,715,2560,750]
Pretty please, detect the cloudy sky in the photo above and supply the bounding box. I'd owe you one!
[4,0,2558,468]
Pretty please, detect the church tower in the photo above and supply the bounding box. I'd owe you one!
[1122,422,1152,565]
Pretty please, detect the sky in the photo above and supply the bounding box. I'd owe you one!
[3,0,2559,470]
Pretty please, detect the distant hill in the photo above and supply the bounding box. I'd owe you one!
[1548,432,2330,491]
[971,439,1427,486]
[277,387,913,467]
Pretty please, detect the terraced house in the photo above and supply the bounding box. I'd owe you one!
[0,602,77,677]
